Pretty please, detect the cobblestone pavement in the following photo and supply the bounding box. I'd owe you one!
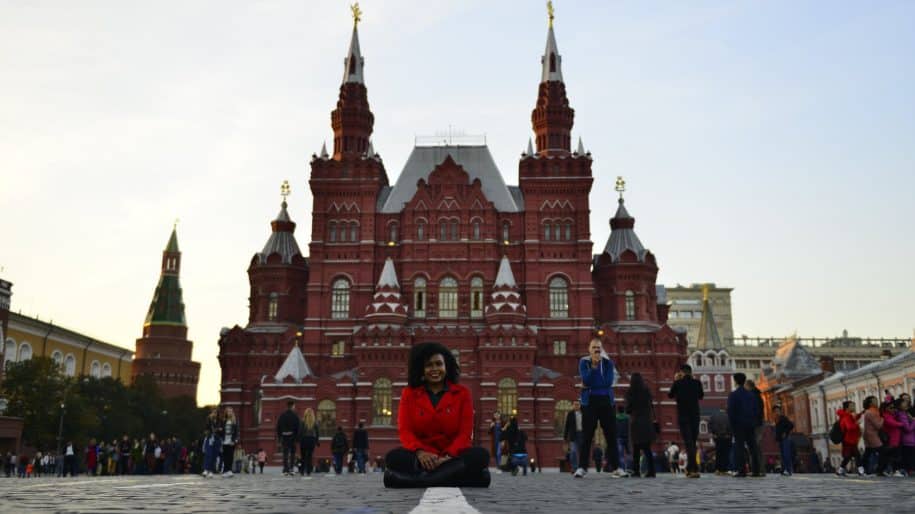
[1,470,913,513]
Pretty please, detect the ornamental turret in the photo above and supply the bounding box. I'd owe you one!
[484,255,527,326]
[364,258,408,326]
[330,4,374,161]
[531,3,574,157]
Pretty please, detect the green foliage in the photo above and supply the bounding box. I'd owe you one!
[1,358,209,452]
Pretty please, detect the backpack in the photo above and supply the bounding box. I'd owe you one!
[828,420,844,444]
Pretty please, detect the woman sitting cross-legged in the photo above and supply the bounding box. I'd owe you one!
[384,342,491,488]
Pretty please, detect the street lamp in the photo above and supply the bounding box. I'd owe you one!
[56,403,65,459]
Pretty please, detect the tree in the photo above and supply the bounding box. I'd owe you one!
[1,357,67,450]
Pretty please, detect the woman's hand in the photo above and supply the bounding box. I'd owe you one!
[416,450,438,471]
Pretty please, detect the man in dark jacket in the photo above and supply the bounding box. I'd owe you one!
[352,423,369,474]
[563,400,583,472]
[331,427,349,475]
[668,364,704,478]
[746,380,765,476]
[276,400,300,476]
[773,406,795,476]
[728,373,760,477]
[708,408,732,475]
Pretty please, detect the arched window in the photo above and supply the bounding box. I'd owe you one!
[553,223,561,241]
[389,223,398,243]
[554,399,573,436]
[349,222,358,242]
[502,222,510,242]
[470,277,484,318]
[329,222,337,242]
[51,350,63,367]
[101,362,112,378]
[498,378,518,416]
[700,374,710,392]
[472,220,481,241]
[317,400,336,436]
[372,378,393,425]
[714,374,725,392]
[543,223,551,241]
[439,220,447,241]
[451,220,459,241]
[694,353,704,367]
[564,222,572,241]
[553,340,567,355]
[3,339,14,368]
[417,221,426,241]
[624,290,636,321]
[331,279,351,319]
[413,277,427,318]
[331,340,345,357]
[267,293,279,321]
[548,277,569,318]
[18,342,32,362]
[64,354,76,376]
[90,360,101,378]
[438,277,458,318]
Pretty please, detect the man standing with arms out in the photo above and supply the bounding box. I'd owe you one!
[563,400,583,473]
[728,373,761,477]
[668,364,704,478]
[708,408,732,475]
[773,405,795,476]
[276,400,300,476]
[574,338,624,478]
[353,422,369,474]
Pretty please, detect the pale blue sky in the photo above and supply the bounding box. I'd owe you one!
[2,1,913,405]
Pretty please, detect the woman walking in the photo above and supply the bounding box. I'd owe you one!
[221,407,238,477]
[625,372,657,477]
[575,338,623,478]
[299,407,320,476]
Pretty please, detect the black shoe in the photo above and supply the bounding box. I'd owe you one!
[644,473,656,478]
[457,468,491,488]
[734,473,748,478]
[384,469,422,489]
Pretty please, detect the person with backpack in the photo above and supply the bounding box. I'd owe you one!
[727,372,760,477]
[275,400,300,476]
[773,406,795,476]
[331,426,349,475]
[708,408,732,475]
[835,400,864,476]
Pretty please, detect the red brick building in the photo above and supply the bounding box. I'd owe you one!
[218,18,688,466]
[132,228,201,399]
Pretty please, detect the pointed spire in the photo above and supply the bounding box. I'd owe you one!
[377,257,399,288]
[320,142,329,159]
[331,5,374,160]
[575,137,585,155]
[526,138,534,157]
[494,255,517,288]
[165,225,179,253]
[145,227,187,326]
[696,284,723,350]
[274,343,313,383]
[342,4,365,84]
[541,24,563,83]
[531,3,573,156]
[365,139,375,159]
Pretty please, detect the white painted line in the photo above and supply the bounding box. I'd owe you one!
[114,482,197,490]
[409,487,480,514]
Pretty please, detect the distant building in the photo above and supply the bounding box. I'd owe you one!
[666,283,734,347]
[685,285,736,434]
[0,278,22,453]
[132,228,200,400]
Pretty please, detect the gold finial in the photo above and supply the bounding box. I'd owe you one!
[547,1,555,28]
[615,176,626,200]
[702,283,710,302]
[351,2,362,27]
[280,180,291,201]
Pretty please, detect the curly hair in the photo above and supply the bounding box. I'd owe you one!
[407,342,460,388]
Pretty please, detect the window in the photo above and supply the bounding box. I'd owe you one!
[451,220,458,241]
[714,375,725,392]
[64,354,76,376]
[18,342,32,362]
[625,290,636,321]
[101,362,112,378]
[438,277,458,318]
[389,223,398,243]
[502,222,510,242]
[472,221,480,240]
[699,421,708,434]
[700,374,710,392]
[544,223,551,241]
[317,400,336,436]
[268,293,278,321]
[329,222,337,242]
[548,277,569,318]
[553,340,567,355]
[51,350,63,367]
[331,340,345,357]
[3,339,14,368]
[417,221,425,241]
[372,378,393,425]
[331,279,351,319]
[439,220,447,241]
[564,222,572,241]
[553,223,561,241]
[413,278,427,318]
[90,360,101,378]
[498,378,518,416]
[470,277,484,318]
[554,399,573,436]
[350,222,358,242]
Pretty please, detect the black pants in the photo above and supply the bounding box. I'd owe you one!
[221,445,235,473]
[300,440,316,475]
[579,395,619,472]
[734,426,760,475]
[902,446,914,472]
[632,443,655,476]
[678,414,700,473]
[385,447,489,486]
[714,436,732,472]
[281,436,296,473]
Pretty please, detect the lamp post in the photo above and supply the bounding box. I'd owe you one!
[56,402,65,459]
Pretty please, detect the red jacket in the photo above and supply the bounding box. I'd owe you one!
[398,381,473,457]
[837,409,862,446]
[883,411,904,447]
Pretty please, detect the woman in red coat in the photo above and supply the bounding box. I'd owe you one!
[384,342,490,488]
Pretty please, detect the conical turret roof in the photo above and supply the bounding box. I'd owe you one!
[603,198,648,263]
[258,201,303,265]
[274,344,313,383]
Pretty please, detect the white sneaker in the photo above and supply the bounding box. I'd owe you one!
[201,471,208,477]
[892,470,905,477]
[609,469,629,478]
[857,466,865,476]
[573,468,586,478]
[835,468,846,476]
[222,471,233,478]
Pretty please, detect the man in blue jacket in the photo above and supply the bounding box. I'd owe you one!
[574,338,625,478]
[727,373,761,477]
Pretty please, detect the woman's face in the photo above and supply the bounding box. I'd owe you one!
[423,353,446,385]
[588,340,602,358]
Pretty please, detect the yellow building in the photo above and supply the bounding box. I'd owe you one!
[3,312,132,381]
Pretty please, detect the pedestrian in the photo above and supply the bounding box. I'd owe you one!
[625,372,657,478]
[257,448,266,474]
[861,395,886,475]
[898,395,915,475]
[202,407,222,478]
[727,372,761,478]
[665,441,680,474]
[615,405,630,472]
[835,400,864,476]
[382,342,490,488]
[708,408,732,475]
[353,422,369,474]
[509,428,529,476]
[574,338,624,478]
[85,438,98,476]
[881,399,905,476]
[276,399,300,476]
[63,442,76,477]
[488,412,503,469]
[300,407,320,476]
[668,364,704,478]
[331,426,348,475]
[563,401,583,473]
[745,379,765,476]
[773,406,795,476]
[221,407,238,477]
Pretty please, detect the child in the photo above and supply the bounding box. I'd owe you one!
[256,448,266,474]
